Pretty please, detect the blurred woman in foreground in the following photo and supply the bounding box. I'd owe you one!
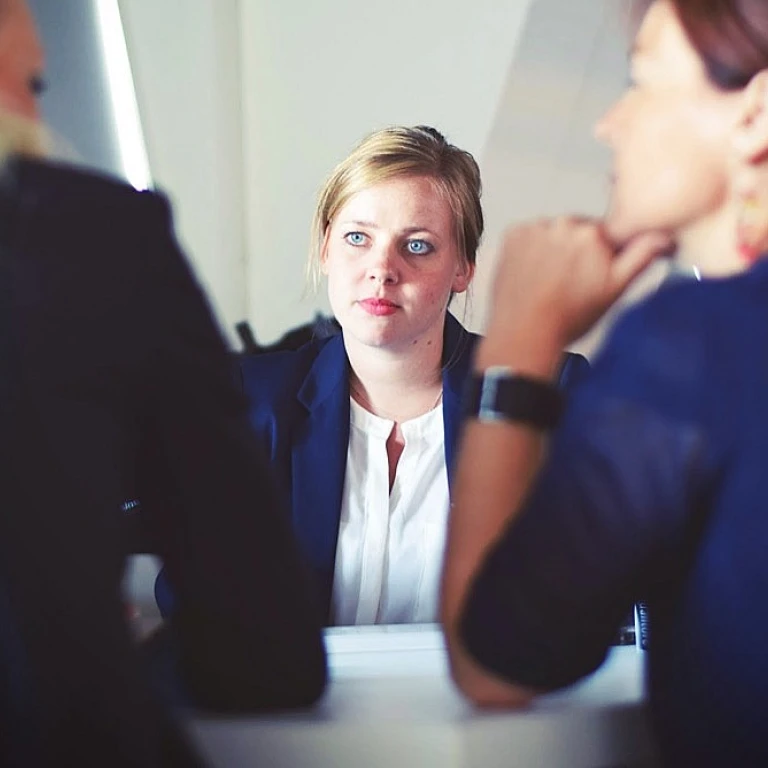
[442,2,768,766]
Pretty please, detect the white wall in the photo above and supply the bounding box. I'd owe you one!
[116,0,653,353]
[240,0,658,348]
[118,0,247,344]
[240,0,535,343]
[472,0,669,354]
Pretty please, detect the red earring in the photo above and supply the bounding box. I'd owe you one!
[736,193,768,264]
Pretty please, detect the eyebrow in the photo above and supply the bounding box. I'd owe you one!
[345,219,379,229]
[341,220,439,237]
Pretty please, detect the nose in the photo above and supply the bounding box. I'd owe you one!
[366,241,399,285]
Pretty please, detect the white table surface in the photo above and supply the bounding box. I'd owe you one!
[186,625,661,768]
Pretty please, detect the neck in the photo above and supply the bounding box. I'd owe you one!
[676,198,746,278]
[344,329,445,423]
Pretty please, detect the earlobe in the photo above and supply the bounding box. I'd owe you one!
[734,70,768,164]
[452,261,475,294]
[733,71,768,263]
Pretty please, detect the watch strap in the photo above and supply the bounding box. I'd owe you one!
[464,366,563,429]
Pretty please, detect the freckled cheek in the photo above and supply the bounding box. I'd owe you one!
[417,282,452,310]
[327,266,360,294]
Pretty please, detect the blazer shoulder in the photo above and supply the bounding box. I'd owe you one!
[443,313,481,368]
[466,330,483,351]
[558,350,590,390]
[239,339,328,411]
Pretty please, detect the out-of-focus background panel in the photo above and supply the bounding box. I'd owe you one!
[239,0,537,342]
[33,0,654,357]
[118,0,246,345]
[30,0,125,177]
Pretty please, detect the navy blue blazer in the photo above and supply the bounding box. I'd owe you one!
[459,265,768,766]
[239,313,589,621]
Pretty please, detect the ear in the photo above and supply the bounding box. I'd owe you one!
[734,70,768,164]
[451,259,475,295]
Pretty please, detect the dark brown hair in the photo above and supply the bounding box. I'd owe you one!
[634,0,768,90]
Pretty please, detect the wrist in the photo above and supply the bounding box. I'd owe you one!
[464,365,563,429]
[474,330,563,381]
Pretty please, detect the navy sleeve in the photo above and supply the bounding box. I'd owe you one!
[460,290,715,689]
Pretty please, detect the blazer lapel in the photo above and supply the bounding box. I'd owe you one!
[291,334,350,620]
[441,314,476,490]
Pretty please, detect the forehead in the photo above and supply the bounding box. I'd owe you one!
[632,1,703,76]
[335,175,453,226]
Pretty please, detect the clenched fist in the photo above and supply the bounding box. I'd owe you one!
[486,217,673,349]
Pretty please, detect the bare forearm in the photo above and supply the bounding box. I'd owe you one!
[441,218,667,704]
[441,332,561,703]
[442,422,546,624]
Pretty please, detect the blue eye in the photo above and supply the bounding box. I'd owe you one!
[344,232,367,246]
[406,239,433,255]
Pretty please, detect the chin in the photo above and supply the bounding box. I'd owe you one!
[345,323,398,350]
[603,208,638,249]
[605,205,673,250]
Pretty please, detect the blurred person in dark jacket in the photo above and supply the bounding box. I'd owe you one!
[0,1,326,766]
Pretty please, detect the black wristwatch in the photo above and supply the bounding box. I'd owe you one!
[464,366,563,430]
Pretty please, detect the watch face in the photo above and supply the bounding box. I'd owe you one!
[478,367,514,419]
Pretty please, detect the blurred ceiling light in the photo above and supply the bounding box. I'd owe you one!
[94,0,152,190]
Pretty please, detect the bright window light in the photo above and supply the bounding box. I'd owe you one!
[94,0,152,190]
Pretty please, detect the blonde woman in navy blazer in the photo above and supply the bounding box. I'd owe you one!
[240,310,587,623]
[242,126,589,624]
[156,126,588,624]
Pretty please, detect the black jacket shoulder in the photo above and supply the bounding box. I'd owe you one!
[1,158,171,241]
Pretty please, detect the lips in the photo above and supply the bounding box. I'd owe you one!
[358,298,399,316]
